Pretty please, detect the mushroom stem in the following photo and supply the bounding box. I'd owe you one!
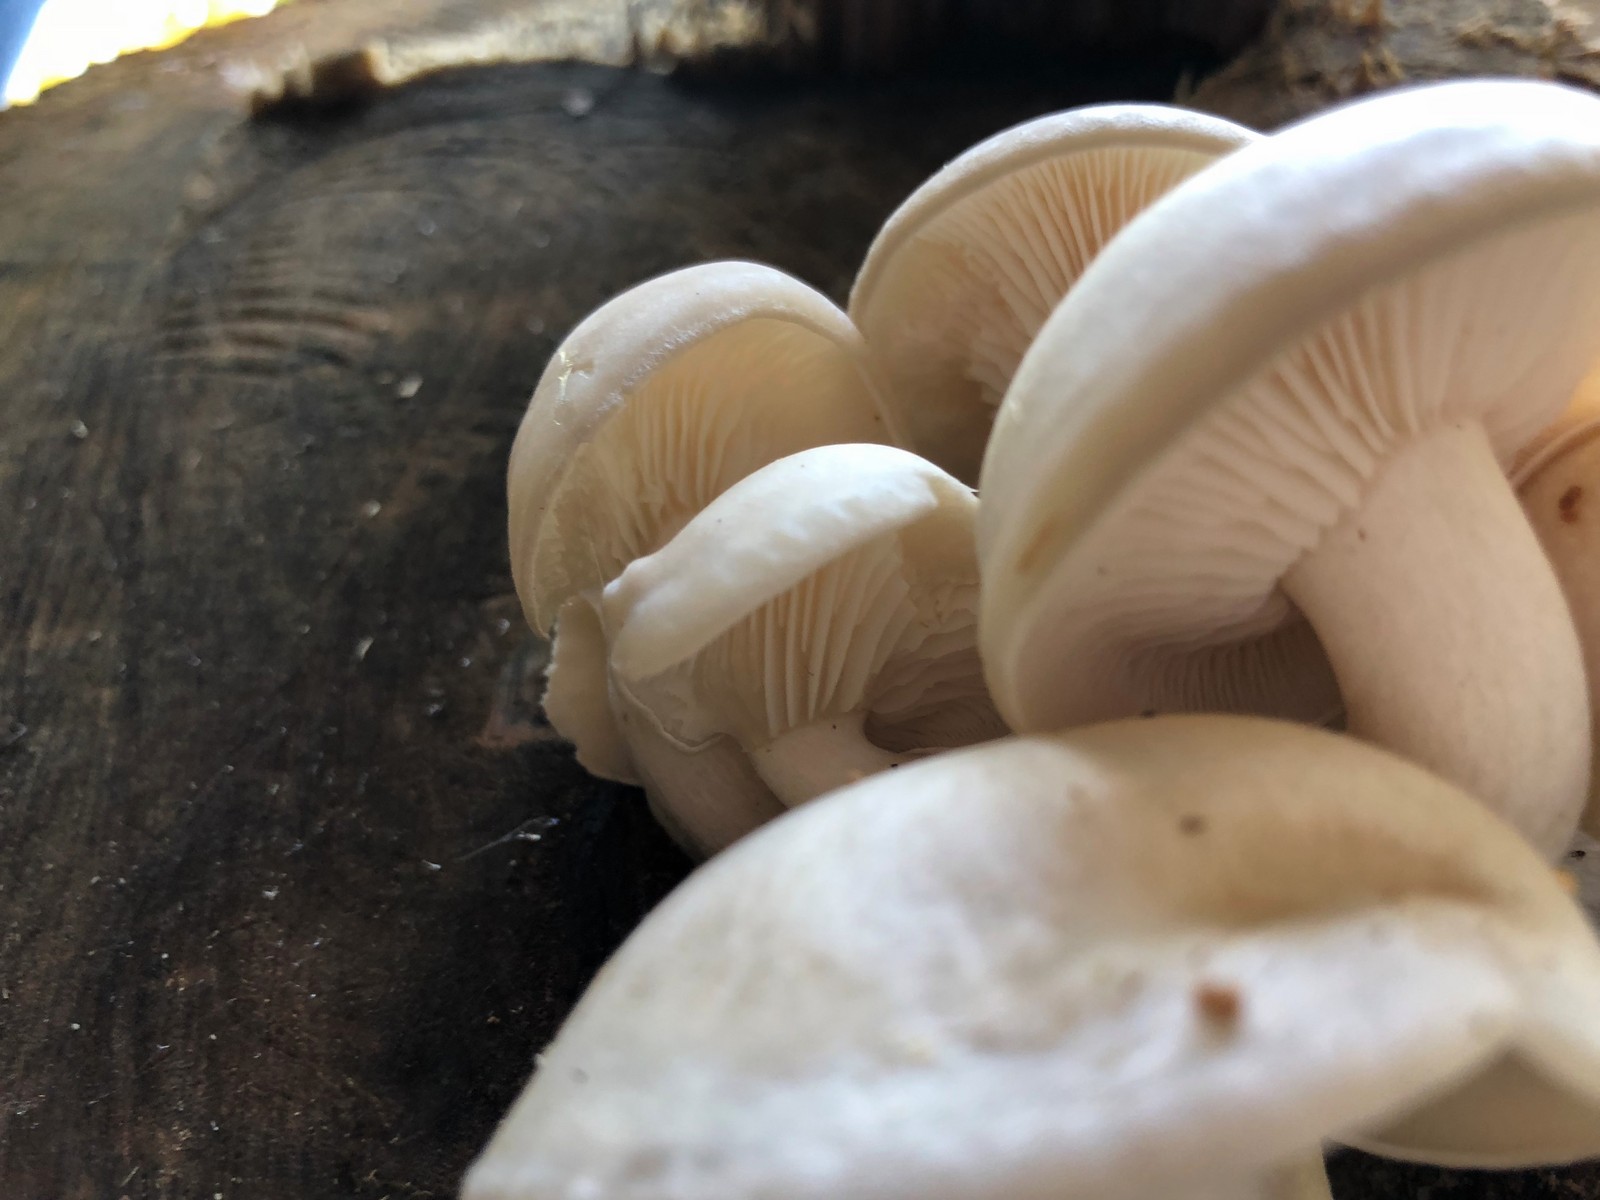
[1283,421,1589,857]
[748,710,911,807]
[1520,430,1600,838]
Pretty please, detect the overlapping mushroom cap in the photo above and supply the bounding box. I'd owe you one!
[850,104,1255,482]
[604,443,1004,825]
[462,716,1600,1200]
[979,79,1600,856]
[509,259,903,638]
[508,260,904,792]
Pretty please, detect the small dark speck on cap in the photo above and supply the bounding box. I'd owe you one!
[1178,814,1206,835]
[1560,485,1584,524]
[1194,981,1241,1027]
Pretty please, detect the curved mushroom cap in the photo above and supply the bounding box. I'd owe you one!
[979,79,1600,734]
[610,683,787,859]
[849,104,1255,482]
[603,443,1002,796]
[461,717,1600,1200]
[540,596,638,785]
[542,600,785,859]
[508,261,902,635]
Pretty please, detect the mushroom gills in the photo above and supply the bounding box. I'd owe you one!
[620,528,999,807]
[851,105,1254,484]
[904,145,1223,407]
[992,203,1600,856]
[535,318,892,614]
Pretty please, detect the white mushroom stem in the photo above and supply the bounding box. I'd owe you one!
[747,710,912,807]
[1283,421,1589,857]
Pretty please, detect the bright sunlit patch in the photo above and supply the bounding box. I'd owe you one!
[5,0,287,106]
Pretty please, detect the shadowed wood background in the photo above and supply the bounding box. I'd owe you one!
[3,0,1600,1197]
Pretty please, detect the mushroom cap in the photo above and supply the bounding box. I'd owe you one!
[541,599,785,859]
[461,717,1600,1200]
[979,79,1600,732]
[540,595,638,785]
[610,683,787,859]
[602,443,998,754]
[508,261,902,635]
[849,104,1255,482]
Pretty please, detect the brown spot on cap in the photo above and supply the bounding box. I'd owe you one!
[1178,814,1206,836]
[1560,485,1584,524]
[1194,981,1242,1027]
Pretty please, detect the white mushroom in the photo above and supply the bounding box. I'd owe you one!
[541,595,639,784]
[603,443,1002,810]
[1514,365,1600,836]
[461,716,1600,1200]
[980,79,1600,856]
[507,261,903,787]
[541,596,783,858]
[849,103,1256,482]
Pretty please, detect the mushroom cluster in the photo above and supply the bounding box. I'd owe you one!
[480,79,1600,1198]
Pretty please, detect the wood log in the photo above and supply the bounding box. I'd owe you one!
[249,0,1273,113]
[2,2,1598,1198]
[1193,0,1600,127]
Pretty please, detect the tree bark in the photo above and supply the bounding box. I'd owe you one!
[1193,0,1600,128]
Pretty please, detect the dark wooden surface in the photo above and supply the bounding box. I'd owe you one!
[0,4,1595,1198]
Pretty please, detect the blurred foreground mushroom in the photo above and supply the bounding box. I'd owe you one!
[849,104,1255,483]
[979,79,1600,857]
[603,443,1003,852]
[462,716,1600,1200]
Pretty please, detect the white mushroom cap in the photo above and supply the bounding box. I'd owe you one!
[1514,367,1600,837]
[849,104,1255,482]
[508,260,903,637]
[540,595,783,859]
[540,596,638,785]
[980,79,1600,854]
[604,443,1002,807]
[610,682,787,859]
[461,716,1600,1200]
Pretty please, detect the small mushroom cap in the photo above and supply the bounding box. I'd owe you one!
[508,261,902,635]
[461,717,1600,1200]
[602,443,997,753]
[541,600,784,859]
[979,80,1600,731]
[610,683,786,859]
[540,596,638,785]
[849,104,1255,482]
